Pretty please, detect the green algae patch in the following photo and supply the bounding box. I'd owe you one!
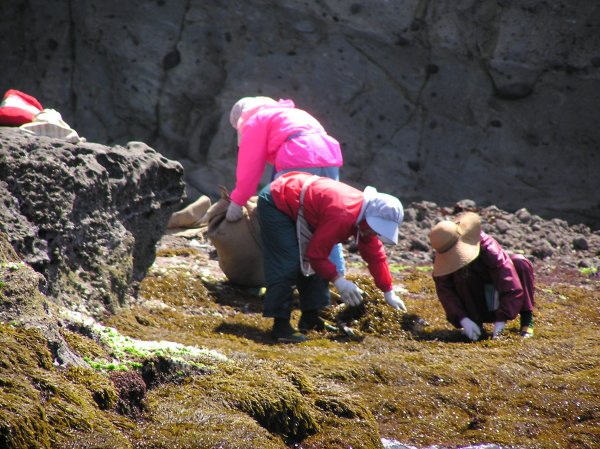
[63,310,227,375]
[0,324,131,449]
[3,222,600,449]
[324,275,410,337]
[62,366,118,410]
[139,267,213,309]
[130,381,287,449]
[128,356,382,449]
[156,247,202,258]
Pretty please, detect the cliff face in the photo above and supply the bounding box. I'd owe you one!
[1,0,599,227]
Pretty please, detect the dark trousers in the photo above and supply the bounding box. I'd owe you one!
[511,254,535,312]
[257,185,330,319]
[511,254,535,328]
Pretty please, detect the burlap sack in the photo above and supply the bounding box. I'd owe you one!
[167,195,212,229]
[205,189,265,287]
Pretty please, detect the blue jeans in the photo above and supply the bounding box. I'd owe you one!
[273,166,346,275]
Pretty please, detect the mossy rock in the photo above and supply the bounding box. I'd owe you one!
[0,324,130,448]
[197,361,320,441]
[132,381,288,449]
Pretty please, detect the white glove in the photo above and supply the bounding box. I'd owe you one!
[460,317,481,341]
[225,202,244,222]
[333,277,363,307]
[384,290,407,312]
[492,321,506,338]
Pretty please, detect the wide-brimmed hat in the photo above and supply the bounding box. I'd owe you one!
[229,96,277,130]
[363,186,404,245]
[429,212,482,277]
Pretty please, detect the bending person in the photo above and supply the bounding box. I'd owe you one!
[257,171,407,343]
[226,96,345,274]
[428,212,535,341]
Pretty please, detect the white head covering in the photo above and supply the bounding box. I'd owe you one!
[362,186,404,245]
[229,96,277,130]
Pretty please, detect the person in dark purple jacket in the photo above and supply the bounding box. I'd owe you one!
[428,212,535,341]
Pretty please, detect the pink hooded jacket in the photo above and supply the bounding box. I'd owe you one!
[230,99,343,206]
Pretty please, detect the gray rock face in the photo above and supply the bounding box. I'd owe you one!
[1,0,599,227]
[0,128,185,316]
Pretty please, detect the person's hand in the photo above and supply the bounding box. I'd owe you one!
[333,277,363,307]
[384,290,407,312]
[492,321,506,338]
[225,202,244,222]
[460,317,481,341]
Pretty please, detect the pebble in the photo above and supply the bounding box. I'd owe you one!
[515,208,531,223]
[495,219,510,234]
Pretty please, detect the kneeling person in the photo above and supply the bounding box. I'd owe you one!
[258,171,406,343]
[428,212,535,341]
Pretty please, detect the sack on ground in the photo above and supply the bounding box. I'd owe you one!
[167,195,212,229]
[19,108,84,143]
[205,189,265,287]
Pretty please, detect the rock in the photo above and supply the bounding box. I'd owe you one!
[0,128,185,316]
[495,219,510,234]
[409,238,430,252]
[532,242,555,260]
[515,208,532,223]
[454,199,477,212]
[1,1,599,229]
[0,231,86,366]
[573,236,589,251]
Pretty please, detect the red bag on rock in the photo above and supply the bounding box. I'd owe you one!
[0,89,43,126]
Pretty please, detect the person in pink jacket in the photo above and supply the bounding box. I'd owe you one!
[429,212,535,341]
[226,96,346,274]
[258,171,407,343]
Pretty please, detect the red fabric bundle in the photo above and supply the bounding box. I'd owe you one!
[0,89,43,126]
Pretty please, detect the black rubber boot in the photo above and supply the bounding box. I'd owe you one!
[298,310,337,333]
[520,311,534,338]
[271,318,307,343]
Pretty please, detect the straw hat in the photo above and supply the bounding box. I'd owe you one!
[429,212,482,277]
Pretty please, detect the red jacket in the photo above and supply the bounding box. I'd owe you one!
[269,172,393,292]
[433,232,526,327]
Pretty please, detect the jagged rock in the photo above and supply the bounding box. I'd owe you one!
[0,128,185,316]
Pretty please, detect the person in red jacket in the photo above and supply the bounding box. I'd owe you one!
[257,171,406,343]
[428,212,535,341]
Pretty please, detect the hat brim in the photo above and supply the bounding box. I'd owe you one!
[366,216,398,245]
[432,212,482,276]
[432,240,480,276]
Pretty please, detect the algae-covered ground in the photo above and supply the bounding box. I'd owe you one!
[1,234,598,448]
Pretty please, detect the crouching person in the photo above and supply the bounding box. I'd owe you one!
[257,171,406,343]
[428,212,535,341]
